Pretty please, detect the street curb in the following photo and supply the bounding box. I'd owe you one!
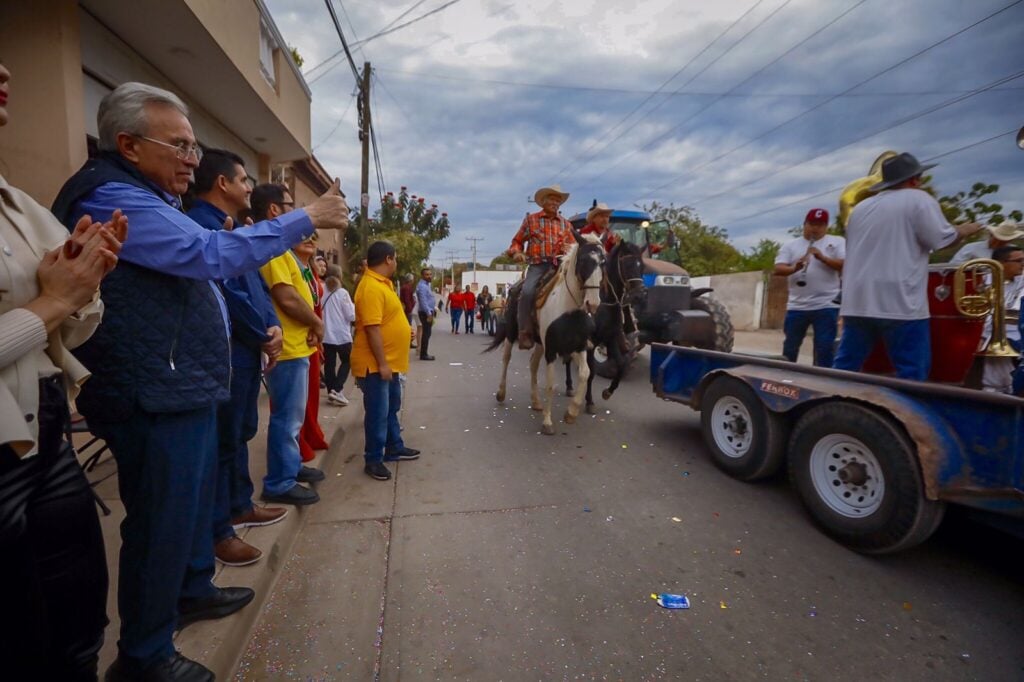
[175,403,361,680]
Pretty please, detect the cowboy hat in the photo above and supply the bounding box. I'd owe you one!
[989,221,1024,242]
[534,184,570,207]
[587,202,614,222]
[868,152,937,192]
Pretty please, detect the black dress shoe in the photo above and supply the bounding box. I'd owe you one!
[419,354,435,361]
[261,484,320,506]
[177,586,255,631]
[364,462,392,480]
[106,652,214,682]
[297,465,325,483]
[384,447,421,461]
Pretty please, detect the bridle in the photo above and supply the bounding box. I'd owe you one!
[601,246,643,307]
[564,245,604,309]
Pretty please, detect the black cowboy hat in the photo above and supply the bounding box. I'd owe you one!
[868,152,937,192]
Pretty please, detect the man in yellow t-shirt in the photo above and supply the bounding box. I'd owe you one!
[259,231,325,505]
[352,240,419,480]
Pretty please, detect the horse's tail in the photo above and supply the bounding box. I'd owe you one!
[483,319,508,353]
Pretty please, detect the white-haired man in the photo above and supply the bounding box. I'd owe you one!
[51,82,348,682]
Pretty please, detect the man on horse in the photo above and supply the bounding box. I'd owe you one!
[506,185,576,350]
[579,202,619,252]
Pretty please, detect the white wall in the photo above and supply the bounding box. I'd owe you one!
[458,270,524,296]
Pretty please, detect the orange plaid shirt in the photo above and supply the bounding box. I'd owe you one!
[508,211,575,264]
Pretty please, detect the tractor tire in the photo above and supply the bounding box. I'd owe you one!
[692,295,734,352]
[700,376,787,481]
[787,402,946,554]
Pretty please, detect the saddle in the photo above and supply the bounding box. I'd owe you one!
[507,267,561,336]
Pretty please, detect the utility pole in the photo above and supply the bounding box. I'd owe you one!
[445,249,458,293]
[465,236,483,285]
[359,61,372,256]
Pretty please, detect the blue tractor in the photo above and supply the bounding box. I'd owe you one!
[568,207,734,377]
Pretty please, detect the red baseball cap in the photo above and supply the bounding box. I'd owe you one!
[805,208,829,224]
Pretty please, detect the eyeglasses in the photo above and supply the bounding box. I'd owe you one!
[137,135,203,160]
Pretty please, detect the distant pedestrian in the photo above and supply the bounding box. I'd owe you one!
[463,285,476,333]
[773,208,845,367]
[351,241,421,481]
[449,288,463,333]
[399,273,416,347]
[322,275,356,405]
[416,268,437,360]
[478,285,494,336]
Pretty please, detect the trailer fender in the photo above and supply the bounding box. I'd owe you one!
[692,367,964,501]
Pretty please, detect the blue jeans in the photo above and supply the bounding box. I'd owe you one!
[451,308,462,332]
[213,363,261,542]
[833,317,931,381]
[90,405,218,666]
[356,372,405,464]
[465,308,474,332]
[783,308,839,367]
[264,356,309,496]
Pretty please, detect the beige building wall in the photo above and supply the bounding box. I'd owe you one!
[0,0,87,205]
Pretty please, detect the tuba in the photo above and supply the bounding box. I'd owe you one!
[837,151,899,228]
[953,258,1020,358]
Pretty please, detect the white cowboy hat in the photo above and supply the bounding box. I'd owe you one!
[534,184,570,207]
[988,222,1024,242]
[586,202,614,222]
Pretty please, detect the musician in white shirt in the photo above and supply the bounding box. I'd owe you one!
[949,222,1024,264]
[979,245,1023,393]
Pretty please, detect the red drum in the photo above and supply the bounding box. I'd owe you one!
[862,265,984,383]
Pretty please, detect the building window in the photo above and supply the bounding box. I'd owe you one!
[259,19,278,87]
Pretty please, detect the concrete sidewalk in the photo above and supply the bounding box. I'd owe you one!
[79,382,365,678]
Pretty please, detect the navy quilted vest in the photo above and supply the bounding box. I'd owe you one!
[52,155,230,421]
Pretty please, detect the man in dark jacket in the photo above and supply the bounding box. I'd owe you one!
[51,82,348,682]
[187,149,289,570]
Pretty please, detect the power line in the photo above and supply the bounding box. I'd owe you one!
[719,127,1018,226]
[551,0,768,183]
[688,68,1024,205]
[322,0,360,82]
[336,0,367,63]
[637,0,1024,201]
[580,0,869,186]
[308,0,465,85]
[374,64,1024,97]
[567,0,797,183]
[312,91,357,151]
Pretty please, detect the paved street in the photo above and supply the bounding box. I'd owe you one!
[236,330,1023,681]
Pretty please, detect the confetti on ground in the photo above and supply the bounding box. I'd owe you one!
[903,602,913,611]
[621,444,628,449]
[682,471,690,476]
[720,601,728,609]
[713,512,720,518]
[419,426,427,429]
[606,516,614,522]
[671,517,682,523]
[449,362,463,366]
[583,507,591,512]
[652,593,690,609]
[734,548,742,555]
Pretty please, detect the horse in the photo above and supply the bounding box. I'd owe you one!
[582,240,646,412]
[485,232,606,435]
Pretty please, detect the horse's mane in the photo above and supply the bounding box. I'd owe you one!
[561,233,602,277]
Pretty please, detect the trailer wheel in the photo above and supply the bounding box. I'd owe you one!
[700,377,787,481]
[692,295,734,352]
[788,402,945,554]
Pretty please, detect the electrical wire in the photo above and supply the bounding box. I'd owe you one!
[322,0,361,82]
[567,0,797,184]
[312,91,358,151]
[718,128,1019,225]
[687,68,1024,205]
[580,0,868,186]
[336,0,367,63]
[637,0,1024,201]
[551,0,767,183]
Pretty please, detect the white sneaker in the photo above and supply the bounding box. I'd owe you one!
[328,390,350,406]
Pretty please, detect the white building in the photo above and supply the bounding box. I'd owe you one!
[457,269,523,296]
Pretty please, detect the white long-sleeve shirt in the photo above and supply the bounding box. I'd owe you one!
[322,286,356,345]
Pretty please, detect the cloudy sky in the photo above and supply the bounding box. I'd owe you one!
[264,0,1024,266]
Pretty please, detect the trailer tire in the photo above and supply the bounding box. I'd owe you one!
[700,377,787,481]
[788,402,945,554]
[692,295,734,352]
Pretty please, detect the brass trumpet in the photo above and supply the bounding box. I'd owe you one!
[953,258,1020,358]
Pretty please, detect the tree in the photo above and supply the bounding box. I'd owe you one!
[739,238,781,272]
[642,202,742,276]
[489,253,516,267]
[937,182,1022,226]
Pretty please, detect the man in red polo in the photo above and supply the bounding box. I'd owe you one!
[506,184,575,349]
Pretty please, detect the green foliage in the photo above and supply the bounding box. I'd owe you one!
[288,46,304,68]
[738,238,781,272]
[937,182,1023,226]
[489,254,516,267]
[642,202,741,276]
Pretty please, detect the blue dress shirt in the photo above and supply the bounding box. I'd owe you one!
[416,279,436,314]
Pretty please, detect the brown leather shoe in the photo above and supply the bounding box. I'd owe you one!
[517,330,535,350]
[215,536,262,567]
[231,506,288,530]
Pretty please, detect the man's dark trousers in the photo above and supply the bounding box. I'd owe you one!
[214,363,261,542]
[518,263,553,338]
[782,308,839,367]
[418,311,433,358]
[91,406,219,666]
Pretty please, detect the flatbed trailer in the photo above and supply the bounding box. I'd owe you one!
[650,343,1024,553]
